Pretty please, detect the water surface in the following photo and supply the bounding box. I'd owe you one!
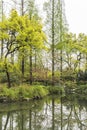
[0,95,87,130]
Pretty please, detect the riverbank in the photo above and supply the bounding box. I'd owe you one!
[0,84,64,103]
[0,84,47,102]
[0,82,87,103]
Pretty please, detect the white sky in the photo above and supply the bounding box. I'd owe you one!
[36,0,87,34]
[65,0,87,34]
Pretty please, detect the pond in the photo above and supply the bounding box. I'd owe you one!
[0,94,87,130]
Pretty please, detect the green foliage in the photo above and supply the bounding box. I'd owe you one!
[75,84,87,95]
[0,84,49,102]
[47,86,64,94]
[62,68,76,81]
[0,86,19,100]
[32,85,48,98]
[18,85,48,99]
[0,9,46,88]
[0,72,7,83]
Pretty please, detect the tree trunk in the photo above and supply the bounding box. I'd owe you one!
[0,115,2,130]
[29,46,32,85]
[35,49,37,72]
[1,0,4,59]
[52,0,55,86]
[60,97,63,130]
[1,39,3,59]
[5,58,11,88]
[52,98,55,130]
[11,53,14,64]
[59,0,63,79]
[29,110,32,130]
[4,112,10,130]
[21,0,25,80]
[22,56,24,77]
[5,65,11,88]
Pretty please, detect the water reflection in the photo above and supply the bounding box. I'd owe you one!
[0,95,87,130]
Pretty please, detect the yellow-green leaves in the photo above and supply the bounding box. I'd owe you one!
[0,9,46,55]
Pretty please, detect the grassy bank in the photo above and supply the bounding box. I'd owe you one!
[0,84,64,102]
[0,84,49,102]
[1,82,87,103]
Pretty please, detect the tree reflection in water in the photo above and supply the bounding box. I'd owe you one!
[0,95,87,130]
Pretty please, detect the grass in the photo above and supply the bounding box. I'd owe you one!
[0,83,66,102]
[0,84,49,102]
[47,85,65,94]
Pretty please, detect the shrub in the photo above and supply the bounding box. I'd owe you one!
[17,85,48,99]
[47,86,64,94]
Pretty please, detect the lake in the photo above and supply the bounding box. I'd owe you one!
[0,94,87,130]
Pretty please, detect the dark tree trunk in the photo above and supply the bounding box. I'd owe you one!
[5,57,11,88]
[35,49,37,72]
[52,0,55,86]
[21,0,25,80]
[52,98,55,130]
[5,64,11,88]
[1,39,3,59]
[60,97,63,130]
[59,0,63,79]
[0,115,2,130]
[4,112,10,130]
[29,46,32,85]
[1,0,4,59]
[22,56,24,77]
[11,53,14,64]
[29,110,32,130]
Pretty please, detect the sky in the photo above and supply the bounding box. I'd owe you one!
[65,0,87,34]
[36,0,87,35]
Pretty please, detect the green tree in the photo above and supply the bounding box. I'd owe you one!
[44,0,68,84]
[0,9,46,87]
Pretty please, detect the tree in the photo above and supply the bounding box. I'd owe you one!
[0,9,46,87]
[0,0,4,59]
[44,0,68,84]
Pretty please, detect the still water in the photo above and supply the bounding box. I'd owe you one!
[0,95,87,130]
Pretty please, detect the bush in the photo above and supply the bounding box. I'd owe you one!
[47,86,64,94]
[0,72,7,83]
[17,85,48,99]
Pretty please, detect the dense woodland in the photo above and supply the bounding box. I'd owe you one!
[0,0,87,100]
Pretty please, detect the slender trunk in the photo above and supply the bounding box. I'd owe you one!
[52,0,55,86]
[35,49,37,72]
[85,54,87,71]
[21,111,24,130]
[6,69,11,88]
[1,0,4,59]
[60,50,63,78]
[59,0,63,79]
[21,0,25,79]
[29,110,32,130]
[21,0,24,15]
[11,53,14,64]
[52,98,55,130]
[4,112,10,130]
[1,39,3,59]
[29,46,32,85]
[5,57,11,88]
[0,115,2,130]
[22,56,24,77]
[60,97,63,130]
